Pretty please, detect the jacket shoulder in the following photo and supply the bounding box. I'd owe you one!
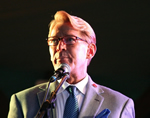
[15,82,48,98]
[99,85,129,100]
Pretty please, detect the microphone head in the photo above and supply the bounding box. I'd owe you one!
[58,63,71,73]
[50,63,70,82]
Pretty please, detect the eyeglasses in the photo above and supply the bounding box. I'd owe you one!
[47,35,88,46]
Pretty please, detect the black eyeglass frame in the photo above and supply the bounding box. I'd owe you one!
[46,35,89,46]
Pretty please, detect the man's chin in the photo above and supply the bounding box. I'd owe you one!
[53,62,68,71]
[52,58,71,70]
[56,59,69,65]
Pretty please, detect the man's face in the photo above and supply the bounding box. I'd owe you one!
[48,22,89,74]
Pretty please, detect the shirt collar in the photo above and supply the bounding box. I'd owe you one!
[57,74,88,95]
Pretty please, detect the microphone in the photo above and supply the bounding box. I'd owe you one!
[50,63,70,82]
[35,64,70,118]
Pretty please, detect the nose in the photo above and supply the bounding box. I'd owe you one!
[56,39,66,51]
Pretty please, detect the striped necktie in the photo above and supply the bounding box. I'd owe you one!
[63,86,79,118]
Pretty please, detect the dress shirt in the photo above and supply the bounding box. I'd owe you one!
[55,74,88,118]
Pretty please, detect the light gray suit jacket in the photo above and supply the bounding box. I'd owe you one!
[8,76,135,118]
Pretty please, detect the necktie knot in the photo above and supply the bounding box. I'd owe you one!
[66,86,76,95]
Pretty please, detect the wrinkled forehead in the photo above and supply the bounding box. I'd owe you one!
[49,22,68,36]
[48,22,82,38]
[49,22,64,36]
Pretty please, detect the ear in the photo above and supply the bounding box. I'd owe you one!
[86,43,97,59]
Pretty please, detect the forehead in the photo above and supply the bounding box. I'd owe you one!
[48,22,82,38]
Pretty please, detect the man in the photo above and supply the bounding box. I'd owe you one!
[8,11,135,118]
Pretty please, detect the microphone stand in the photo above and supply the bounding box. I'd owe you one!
[35,72,69,118]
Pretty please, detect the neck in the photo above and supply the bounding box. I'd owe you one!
[66,71,87,84]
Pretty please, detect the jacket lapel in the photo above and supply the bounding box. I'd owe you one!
[79,76,104,118]
[36,82,57,117]
[36,82,56,105]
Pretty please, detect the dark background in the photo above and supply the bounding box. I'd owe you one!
[0,0,150,117]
